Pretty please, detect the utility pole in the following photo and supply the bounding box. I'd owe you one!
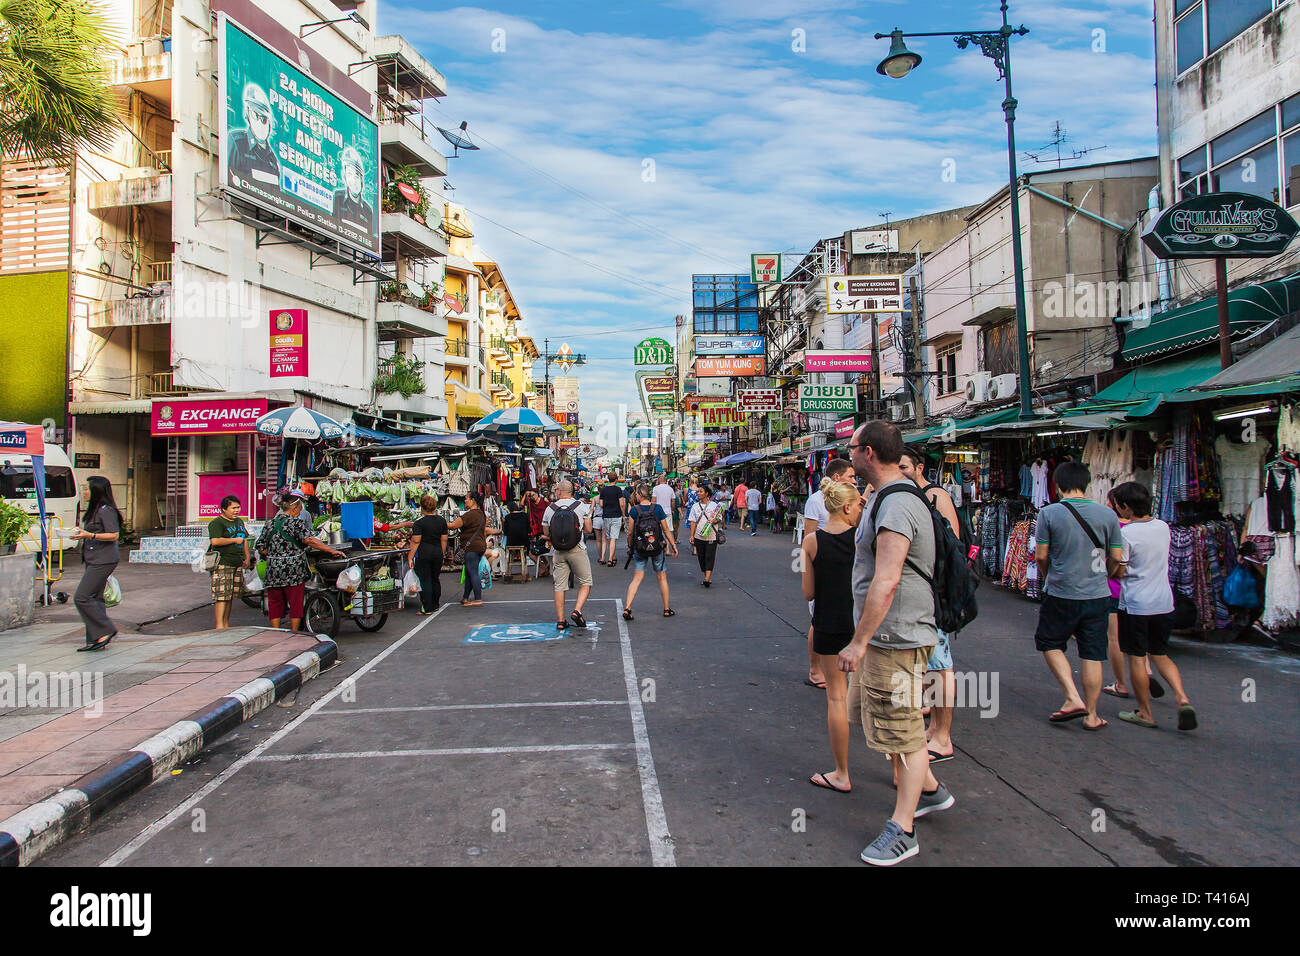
[908,274,926,427]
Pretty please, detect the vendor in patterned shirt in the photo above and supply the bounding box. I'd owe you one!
[256,490,345,631]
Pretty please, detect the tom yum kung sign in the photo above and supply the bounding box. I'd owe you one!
[1143,192,1299,258]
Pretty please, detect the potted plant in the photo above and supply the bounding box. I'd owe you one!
[0,500,35,555]
[381,164,430,221]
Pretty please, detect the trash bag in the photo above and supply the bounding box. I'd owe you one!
[103,575,122,607]
[403,568,421,597]
[1223,565,1261,609]
[336,565,362,593]
[243,568,264,592]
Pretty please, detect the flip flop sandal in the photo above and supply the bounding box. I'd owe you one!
[1148,678,1166,699]
[1082,718,1109,731]
[663,609,675,617]
[1177,705,1198,731]
[1118,710,1157,728]
[623,609,634,621]
[1102,684,1131,699]
[804,678,827,690]
[76,633,114,652]
[1049,707,1088,722]
[928,750,955,763]
[809,772,851,794]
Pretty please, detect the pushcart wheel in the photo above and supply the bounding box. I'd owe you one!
[56,592,68,604]
[353,612,388,632]
[304,592,340,638]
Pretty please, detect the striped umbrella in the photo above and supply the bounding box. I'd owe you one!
[467,406,565,437]
[254,406,346,440]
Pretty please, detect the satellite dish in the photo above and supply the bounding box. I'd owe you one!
[404,277,424,298]
[437,121,480,158]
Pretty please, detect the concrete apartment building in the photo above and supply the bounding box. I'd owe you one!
[920,158,1159,420]
[52,0,455,529]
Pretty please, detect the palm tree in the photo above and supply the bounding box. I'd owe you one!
[0,0,120,163]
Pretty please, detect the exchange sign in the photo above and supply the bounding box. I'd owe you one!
[798,384,857,413]
[219,16,380,257]
[737,388,782,413]
[827,275,904,314]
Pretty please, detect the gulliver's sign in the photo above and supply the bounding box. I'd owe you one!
[1143,192,1299,259]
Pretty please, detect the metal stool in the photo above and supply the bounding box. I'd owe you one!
[505,546,530,582]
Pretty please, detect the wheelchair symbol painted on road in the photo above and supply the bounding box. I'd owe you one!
[462,623,602,644]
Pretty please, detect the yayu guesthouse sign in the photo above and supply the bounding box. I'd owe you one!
[1143,192,1299,259]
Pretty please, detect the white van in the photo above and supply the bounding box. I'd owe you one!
[0,445,79,552]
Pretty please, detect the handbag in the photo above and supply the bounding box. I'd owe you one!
[201,550,219,572]
[448,459,471,497]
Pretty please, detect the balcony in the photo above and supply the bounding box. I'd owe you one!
[377,300,447,341]
[375,35,448,99]
[88,291,171,333]
[379,106,448,180]
[380,211,448,263]
[132,370,189,399]
[378,389,448,422]
[489,370,514,397]
[109,43,171,105]
[88,161,171,216]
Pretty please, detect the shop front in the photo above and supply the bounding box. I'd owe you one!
[149,396,274,524]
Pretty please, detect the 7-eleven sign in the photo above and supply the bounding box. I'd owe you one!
[751,254,782,284]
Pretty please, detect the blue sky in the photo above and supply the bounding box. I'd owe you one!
[382,0,1158,448]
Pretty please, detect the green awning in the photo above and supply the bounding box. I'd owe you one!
[903,407,1028,444]
[1120,274,1300,361]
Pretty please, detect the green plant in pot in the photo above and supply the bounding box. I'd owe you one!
[0,500,36,555]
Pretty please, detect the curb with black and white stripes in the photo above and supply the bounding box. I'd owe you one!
[0,637,337,867]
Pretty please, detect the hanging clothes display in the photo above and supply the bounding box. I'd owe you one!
[1278,402,1300,454]
[1243,495,1276,562]
[1214,435,1270,517]
[1030,459,1049,508]
[1265,458,1299,533]
[1262,533,1300,631]
[1168,518,1239,631]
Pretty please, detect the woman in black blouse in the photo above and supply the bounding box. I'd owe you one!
[70,476,122,651]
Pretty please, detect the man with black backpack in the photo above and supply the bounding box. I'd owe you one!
[1034,461,1123,732]
[542,479,594,631]
[839,421,957,866]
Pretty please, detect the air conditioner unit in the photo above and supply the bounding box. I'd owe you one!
[966,371,992,404]
[888,404,904,421]
[989,373,1018,400]
[900,401,915,420]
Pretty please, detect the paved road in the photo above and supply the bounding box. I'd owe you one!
[38,529,1300,867]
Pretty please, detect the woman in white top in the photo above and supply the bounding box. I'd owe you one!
[687,485,724,587]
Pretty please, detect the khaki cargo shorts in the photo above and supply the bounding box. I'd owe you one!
[552,545,593,591]
[847,644,931,755]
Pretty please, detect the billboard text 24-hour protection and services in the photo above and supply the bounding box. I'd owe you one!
[219,15,380,257]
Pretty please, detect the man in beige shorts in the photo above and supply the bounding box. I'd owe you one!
[542,480,594,630]
[839,421,953,866]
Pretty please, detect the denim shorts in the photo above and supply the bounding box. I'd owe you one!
[632,550,667,573]
[926,629,953,671]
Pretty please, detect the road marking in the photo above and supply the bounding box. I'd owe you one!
[252,742,635,761]
[615,598,675,867]
[98,606,450,867]
[316,700,625,715]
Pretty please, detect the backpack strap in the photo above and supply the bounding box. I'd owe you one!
[1060,500,1104,550]
[868,483,935,585]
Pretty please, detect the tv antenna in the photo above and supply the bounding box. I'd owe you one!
[1023,121,1106,168]
[436,121,480,159]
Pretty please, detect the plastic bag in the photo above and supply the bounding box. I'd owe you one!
[336,565,362,593]
[243,568,264,592]
[1223,565,1261,609]
[103,574,122,607]
[403,568,421,596]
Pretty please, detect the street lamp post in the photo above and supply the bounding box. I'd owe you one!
[875,0,1036,421]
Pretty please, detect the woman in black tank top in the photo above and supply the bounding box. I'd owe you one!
[801,477,865,794]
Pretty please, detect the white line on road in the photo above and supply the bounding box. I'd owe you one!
[252,742,635,761]
[98,606,450,867]
[316,700,625,715]
[615,598,675,867]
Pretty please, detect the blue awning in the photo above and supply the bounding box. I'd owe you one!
[717,451,763,466]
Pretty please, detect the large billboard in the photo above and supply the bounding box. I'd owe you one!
[219,15,381,257]
[694,334,765,356]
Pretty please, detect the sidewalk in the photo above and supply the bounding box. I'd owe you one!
[0,557,339,864]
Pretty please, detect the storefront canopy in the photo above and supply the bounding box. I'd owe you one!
[1062,351,1223,419]
[1177,324,1300,399]
[903,407,1030,444]
[1120,274,1300,362]
[718,451,763,466]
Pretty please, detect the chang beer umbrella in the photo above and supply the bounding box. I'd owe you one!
[467,407,565,438]
[0,422,48,559]
[254,406,346,490]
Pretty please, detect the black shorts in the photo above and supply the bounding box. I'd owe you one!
[1117,610,1171,657]
[813,628,853,656]
[1034,594,1110,662]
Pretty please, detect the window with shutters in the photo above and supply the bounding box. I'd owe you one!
[1,155,70,273]
[980,319,1017,377]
